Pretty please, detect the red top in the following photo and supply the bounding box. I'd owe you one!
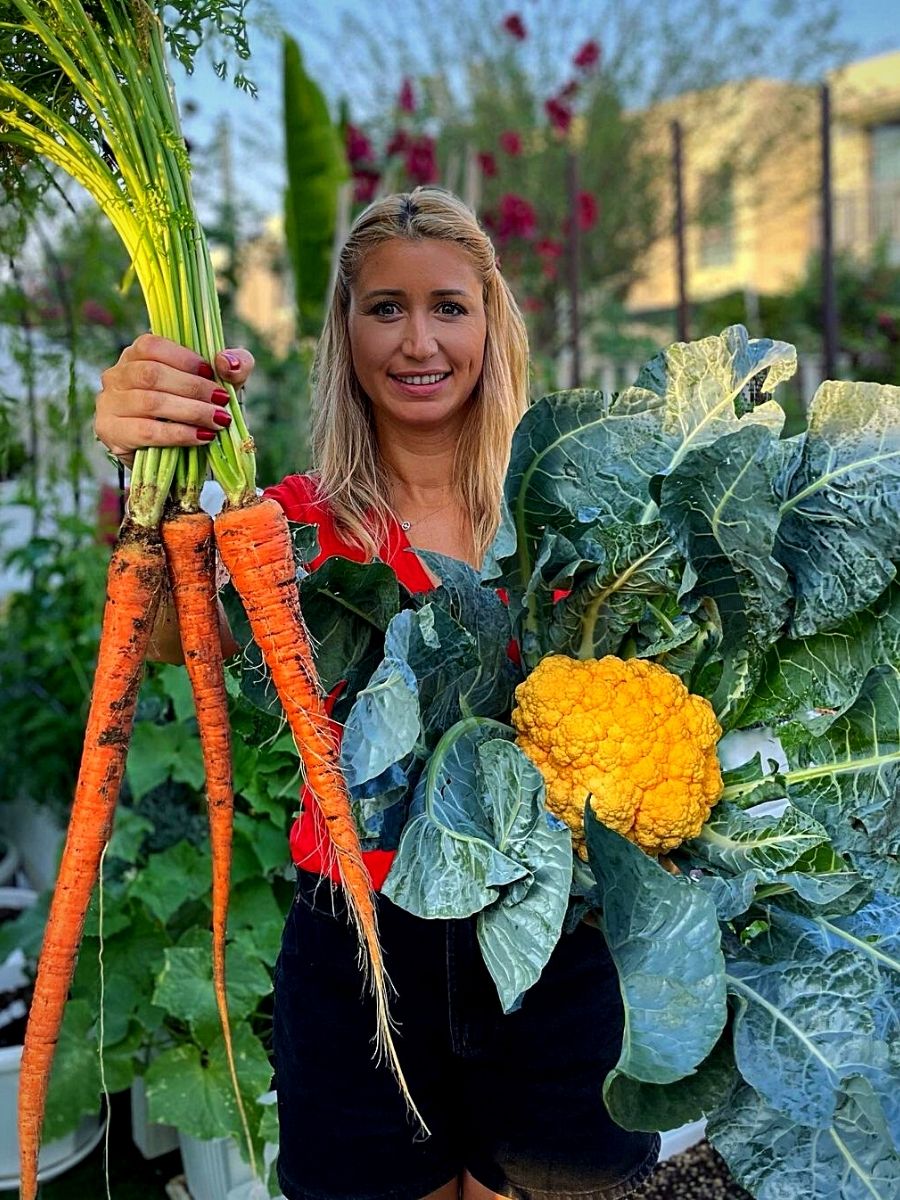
[262,472,437,890]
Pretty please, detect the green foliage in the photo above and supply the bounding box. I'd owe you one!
[7,660,298,1164]
[0,516,109,815]
[252,324,900,1196]
[282,33,347,338]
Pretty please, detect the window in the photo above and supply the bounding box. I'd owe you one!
[870,122,900,265]
[697,165,735,268]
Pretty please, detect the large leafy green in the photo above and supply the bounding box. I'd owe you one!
[775,381,900,638]
[382,720,572,1012]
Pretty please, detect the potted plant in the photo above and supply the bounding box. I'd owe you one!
[0,883,105,1189]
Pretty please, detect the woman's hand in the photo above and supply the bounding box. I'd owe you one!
[93,333,255,469]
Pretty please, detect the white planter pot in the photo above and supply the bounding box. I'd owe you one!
[0,840,19,888]
[0,795,65,892]
[658,1116,707,1161]
[0,885,105,1188]
[178,1132,254,1200]
[130,1074,179,1160]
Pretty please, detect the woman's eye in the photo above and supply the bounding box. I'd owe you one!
[437,301,466,315]
[370,301,401,316]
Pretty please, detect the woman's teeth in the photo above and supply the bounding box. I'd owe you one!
[394,372,449,385]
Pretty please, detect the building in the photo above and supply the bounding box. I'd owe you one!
[624,50,900,321]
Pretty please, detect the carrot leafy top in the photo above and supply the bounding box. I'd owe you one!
[0,0,258,522]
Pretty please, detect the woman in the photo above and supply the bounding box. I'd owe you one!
[94,187,661,1200]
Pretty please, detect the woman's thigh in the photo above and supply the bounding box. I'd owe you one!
[273,871,465,1200]
[457,918,661,1199]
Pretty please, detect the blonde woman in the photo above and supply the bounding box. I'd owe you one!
[94,187,661,1200]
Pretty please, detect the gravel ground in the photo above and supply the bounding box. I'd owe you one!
[632,1139,754,1199]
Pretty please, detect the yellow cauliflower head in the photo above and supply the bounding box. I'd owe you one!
[511,654,723,859]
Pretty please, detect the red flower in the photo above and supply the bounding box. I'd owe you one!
[573,39,601,70]
[523,296,543,313]
[536,237,564,259]
[499,130,523,156]
[386,129,411,157]
[502,13,527,40]
[346,123,374,164]
[496,193,537,240]
[353,168,380,204]
[545,95,573,133]
[577,190,599,231]
[82,298,116,327]
[398,78,416,113]
[478,151,497,177]
[405,135,438,185]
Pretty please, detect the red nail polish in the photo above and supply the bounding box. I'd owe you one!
[213,409,231,427]
[196,429,216,442]
[211,388,229,405]
[197,362,215,380]
[224,352,240,370]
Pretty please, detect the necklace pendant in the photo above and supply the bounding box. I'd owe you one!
[400,519,411,531]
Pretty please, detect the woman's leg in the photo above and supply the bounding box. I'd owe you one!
[421,1177,463,1200]
[460,1169,506,1199]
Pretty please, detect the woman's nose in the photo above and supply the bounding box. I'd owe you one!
[402,317,438,360]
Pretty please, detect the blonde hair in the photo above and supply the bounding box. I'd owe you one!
[310,186,530,565]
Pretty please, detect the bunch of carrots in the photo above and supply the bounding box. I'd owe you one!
[0,2,418,1194]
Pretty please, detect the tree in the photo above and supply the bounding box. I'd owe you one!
[292,0,849,366]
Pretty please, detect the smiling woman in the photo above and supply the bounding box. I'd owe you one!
[93,186,662,1200]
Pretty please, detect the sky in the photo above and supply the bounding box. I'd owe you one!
[170,0,900,229]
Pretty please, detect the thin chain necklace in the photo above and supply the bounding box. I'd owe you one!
[394,498,456,532]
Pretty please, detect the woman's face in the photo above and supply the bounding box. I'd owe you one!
[348,238,487,437]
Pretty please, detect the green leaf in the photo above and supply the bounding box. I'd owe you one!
[541,523,680,662]
[126,721,205,802]
[603,1024,738,1133]
[776,380,900,637]
[129,840,211,923]
[781,664,900,885]
[384,720,528,920]
[341,656,420,788]
[660,423,791,719]
[475,739,572,1012]
[415,551,519,719]
[282,33,347,336]
[155,662,198,724]
[683,798,831,874]
[145,1022,273,1148]
[707,1071,900,1198]
[727,944,892,1125]
[233,811,292,875]
[44,999,101,1141]
[740,580,900,729]
[384,605,480,738]
[227,877,286,966]
[585,814,727,1102]
[299,557,402,719]
[151,936,272,1045]
[106,808,154,864]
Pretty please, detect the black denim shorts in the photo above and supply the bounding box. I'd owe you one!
[273,869,661,1200]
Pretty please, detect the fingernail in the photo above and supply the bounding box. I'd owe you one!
[211,388,230,405]
[197,362,215,380]
[213,409,232,427]
[196,429,216,442]
[223,352,240,370]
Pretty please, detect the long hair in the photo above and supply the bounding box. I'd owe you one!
[310,186,530,565]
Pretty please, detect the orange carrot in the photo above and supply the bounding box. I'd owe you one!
[18,524,166,1200]
[161,510,256,1173]
[214,497,425,1130]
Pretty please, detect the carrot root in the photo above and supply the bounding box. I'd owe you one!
[161,510,256,1177]
[214,497,427,1133]
[18,523,166,1200]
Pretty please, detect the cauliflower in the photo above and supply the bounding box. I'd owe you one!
[511,654,723,859]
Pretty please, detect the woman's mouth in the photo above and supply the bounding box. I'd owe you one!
[389,371,452,397]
